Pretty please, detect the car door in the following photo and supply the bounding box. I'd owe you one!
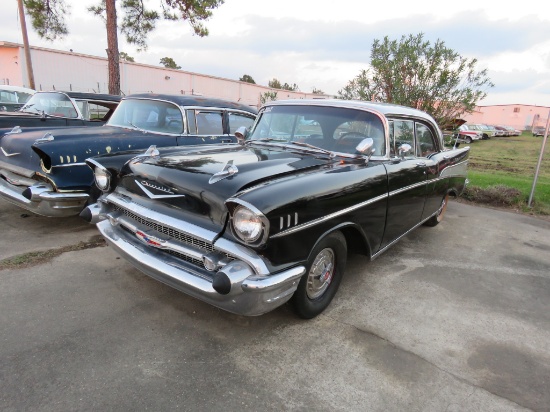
[380,119,428,249]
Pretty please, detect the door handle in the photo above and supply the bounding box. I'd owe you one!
[416,161,426,167]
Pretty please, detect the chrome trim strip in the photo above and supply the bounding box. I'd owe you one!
[135,181,186,199]
[213,237,270,276]
[271,193,387,238]
[388,180,427,197]
[372,211,439,260]
[51,162,87,168]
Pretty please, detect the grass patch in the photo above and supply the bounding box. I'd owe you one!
[462,133,550,215]
[0,236,106,271]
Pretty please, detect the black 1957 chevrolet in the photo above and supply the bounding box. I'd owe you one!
[82,99,469,318]
[0,94,256,216]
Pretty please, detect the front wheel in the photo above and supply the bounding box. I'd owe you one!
[465,136,473,144]
[291,231,347,319]
[424,194,450,227]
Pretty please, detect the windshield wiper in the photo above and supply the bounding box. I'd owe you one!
[245,137,288,145]
[288,141,334,157]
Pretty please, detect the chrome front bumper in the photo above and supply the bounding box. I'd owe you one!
[95,217,305,316]
[0,178,89,217]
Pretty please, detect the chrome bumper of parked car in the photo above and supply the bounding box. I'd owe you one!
[0,179,89,217]
[94,217,305,316]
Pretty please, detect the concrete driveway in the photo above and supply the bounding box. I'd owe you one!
[0,200,549,411]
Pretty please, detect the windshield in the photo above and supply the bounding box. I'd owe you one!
[108,99,184,134]
[20,92,79,118]
[248,105,386,156]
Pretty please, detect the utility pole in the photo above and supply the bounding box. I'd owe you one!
[17,0,36,90]
[528,110,550,207]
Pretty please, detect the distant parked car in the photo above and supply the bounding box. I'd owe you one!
[0,91,121,131]
[0,85,35,112]
[82,99,470,318]
[533,126,547,137]
[456,125,483,143]
[0,94,257,217]
[504,126,521,136]
[492,125,509,137]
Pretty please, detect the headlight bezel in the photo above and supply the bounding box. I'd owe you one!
[93,166,111,192]
[226,199,269,246]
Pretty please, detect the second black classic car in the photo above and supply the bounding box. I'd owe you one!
[82,99,469,318]
[0,91,121,131]
[0,94,257,216]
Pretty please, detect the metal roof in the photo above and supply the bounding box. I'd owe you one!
[126,93,258,114]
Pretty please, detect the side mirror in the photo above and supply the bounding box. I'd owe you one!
[235,126,248,145]
[355,138,376,161]
[398,143,412,159]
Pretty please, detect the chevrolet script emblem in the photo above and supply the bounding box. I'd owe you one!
[135,180,185,199]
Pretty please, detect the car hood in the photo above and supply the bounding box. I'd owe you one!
[0,125,149,172]
[118,144,333,232]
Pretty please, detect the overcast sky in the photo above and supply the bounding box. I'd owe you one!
[1,0,550,106]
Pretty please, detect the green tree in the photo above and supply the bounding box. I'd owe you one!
[160,57,181,69]
[119,51,134,62]
[312,87,324,95]
[260,91,277,105]
[268,78,282,89]
[337,33,493,128]
[22,0,224,94]
[268,78,299,91]
[239,74,255,84]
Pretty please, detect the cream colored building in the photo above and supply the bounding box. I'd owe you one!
[0,41,326,108]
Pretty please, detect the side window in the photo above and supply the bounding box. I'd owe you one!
[228,113,255,134]
[415,123,437,157]
[390,119,415,157]
[195,111,223,135]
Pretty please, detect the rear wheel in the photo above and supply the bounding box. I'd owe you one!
[465,136,472,144]
[292,231,347,319]
[424,194,450,227]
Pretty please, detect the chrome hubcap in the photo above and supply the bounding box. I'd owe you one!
[306,248,335,299]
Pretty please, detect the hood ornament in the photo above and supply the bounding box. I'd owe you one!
[34,132,55,144]
[209,160,238,184]
[4,126,22,136]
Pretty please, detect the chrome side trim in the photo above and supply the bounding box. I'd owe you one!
[51,162,87,168]
[372,210,439,260]
[271,193,387,238]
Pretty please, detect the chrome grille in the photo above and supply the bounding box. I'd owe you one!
[113,204,215,253]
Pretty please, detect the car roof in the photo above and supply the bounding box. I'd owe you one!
[264,99,437,123]
[126,93,258,114]
[35,91,122,102]
[0,85,36,94]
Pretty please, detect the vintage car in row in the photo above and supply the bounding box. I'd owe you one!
[0,91,121,132]
[0,85,35,112]
[82,99,470,318]
[0,94,257,217]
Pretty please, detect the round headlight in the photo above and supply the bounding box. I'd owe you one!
[94,167,111,191]
[233,206,263,243]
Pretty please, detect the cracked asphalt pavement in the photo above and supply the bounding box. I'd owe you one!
[1,199,549,411]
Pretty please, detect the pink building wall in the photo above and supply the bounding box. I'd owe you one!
[461,104,549,131]
[0,41,326,108]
